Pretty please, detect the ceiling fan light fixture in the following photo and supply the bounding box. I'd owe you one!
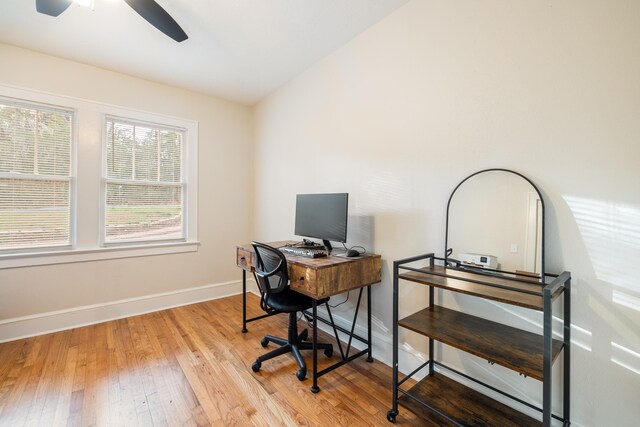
[36,0,187,42]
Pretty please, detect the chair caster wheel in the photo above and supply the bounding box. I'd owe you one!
[260,337,269,347]
[296,368,306,381]
[252,361,261,372]
[324,346,333,358]
[386,410,398,423]
[299,329,308,342]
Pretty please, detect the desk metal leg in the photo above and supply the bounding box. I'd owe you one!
[241,269,248,333]
[367,285,373,362]
[306,287,372,393]
[311,299,320,393]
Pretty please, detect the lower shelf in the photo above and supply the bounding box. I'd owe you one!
[398,305,564,381]
[398,372,540,426]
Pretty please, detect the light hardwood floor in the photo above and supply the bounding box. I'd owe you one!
[0,294,423,426]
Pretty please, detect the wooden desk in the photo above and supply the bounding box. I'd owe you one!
[237,240,382,299]
[236,241,382,392]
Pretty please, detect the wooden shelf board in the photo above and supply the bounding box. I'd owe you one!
[398,265,553,310]
[398,372,540,427]
[399,306,563,381]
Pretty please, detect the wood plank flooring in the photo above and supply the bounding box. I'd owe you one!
[0,294,422,426]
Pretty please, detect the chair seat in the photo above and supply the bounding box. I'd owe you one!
[266,288,328,313]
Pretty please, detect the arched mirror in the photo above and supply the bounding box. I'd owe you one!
[445,169,545,282]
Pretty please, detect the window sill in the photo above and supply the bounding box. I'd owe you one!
[0,241,200,270]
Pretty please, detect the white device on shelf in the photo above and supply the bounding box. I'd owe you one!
[457,253,498,270]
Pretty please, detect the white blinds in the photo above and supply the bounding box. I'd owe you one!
[0,100,72,250]
[104,118,184,243]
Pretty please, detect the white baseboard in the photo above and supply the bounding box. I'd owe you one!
[0,279,259,343]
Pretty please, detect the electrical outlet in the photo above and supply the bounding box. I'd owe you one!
[510,243,518,253]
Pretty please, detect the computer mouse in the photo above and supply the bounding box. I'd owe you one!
[345,249,360,257]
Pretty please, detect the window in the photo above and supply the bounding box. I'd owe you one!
[0,99,73,251]
[0,84,198,269]
[103,118,185,244]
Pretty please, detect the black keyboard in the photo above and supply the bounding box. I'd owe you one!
[279,246,327,258]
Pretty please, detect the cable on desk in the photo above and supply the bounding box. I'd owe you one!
[341,242,367,255]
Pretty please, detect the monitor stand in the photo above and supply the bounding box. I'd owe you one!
[323,240,333,253]
[300,238,325,249]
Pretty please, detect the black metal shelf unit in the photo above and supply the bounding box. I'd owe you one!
[387,253,571,426]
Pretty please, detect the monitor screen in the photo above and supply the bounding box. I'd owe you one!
[294,193,348,244]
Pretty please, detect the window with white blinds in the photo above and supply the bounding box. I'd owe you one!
[104,117,185,244]
[0,85,198,268]
[0,99,73,251]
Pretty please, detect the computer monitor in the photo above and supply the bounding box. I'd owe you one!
[294,193,348,252]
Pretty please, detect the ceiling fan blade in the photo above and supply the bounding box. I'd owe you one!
[123,0,188,42]
[36,0,72,17]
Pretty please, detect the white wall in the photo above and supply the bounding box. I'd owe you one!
[0,44,252,328]
[252,1,640,425]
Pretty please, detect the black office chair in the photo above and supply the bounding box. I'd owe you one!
[250,242,333,381]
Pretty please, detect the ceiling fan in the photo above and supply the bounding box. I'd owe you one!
[35,0,188,42]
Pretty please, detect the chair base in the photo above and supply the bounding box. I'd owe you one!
[252,313,333,381]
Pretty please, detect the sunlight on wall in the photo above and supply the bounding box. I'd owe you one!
[402,341,427,362]
[571,324,593,352]
[611,342,640,376]
[371,315,390,334]
[486,300,592,351]
[612,289,640,313]
[563,196,640,312]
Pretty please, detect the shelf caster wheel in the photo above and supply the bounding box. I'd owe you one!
[366,356,374,363]
[386,410,398,423]
[324,346,333,358]
[241,328,248,333]
[310,385,320,393]
[251,361,261,372]
[260,337,269,348]
[296,368,306,381]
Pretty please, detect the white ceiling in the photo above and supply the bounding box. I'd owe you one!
[0,0,407,105]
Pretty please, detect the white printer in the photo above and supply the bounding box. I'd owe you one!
[457,253,498,270]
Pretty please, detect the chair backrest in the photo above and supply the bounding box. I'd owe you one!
[251,242,289,298]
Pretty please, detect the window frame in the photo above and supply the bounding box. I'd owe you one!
[101,115,188,247]
[0,84,199,270]
[0,96,77,254]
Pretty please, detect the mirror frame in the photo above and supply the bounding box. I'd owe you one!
[444,168,546,283]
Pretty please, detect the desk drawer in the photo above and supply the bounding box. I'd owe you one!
[289,264,318,296]
[237,248,254,271]
[290,256,382,299]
